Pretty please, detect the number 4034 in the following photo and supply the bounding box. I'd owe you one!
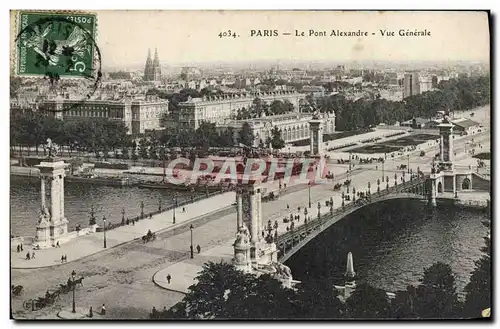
[219,30,238,38]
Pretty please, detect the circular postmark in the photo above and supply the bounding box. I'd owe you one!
[14,12,102,113]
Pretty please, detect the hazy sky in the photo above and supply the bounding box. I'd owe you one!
[95,11,490,67]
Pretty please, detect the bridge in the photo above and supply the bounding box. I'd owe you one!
[275,175,429,262]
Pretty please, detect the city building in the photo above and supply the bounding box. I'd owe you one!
[143,48,161,82]
[40,93,169,135]
[403,72,433,99]
[170,91,303,131]
[215,112,336,147]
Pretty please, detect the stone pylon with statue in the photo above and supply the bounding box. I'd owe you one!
[232,178,294,287]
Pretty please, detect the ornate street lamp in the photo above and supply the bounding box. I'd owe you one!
[407,154,410,173]
[103,216,107,248]
[71,270,76,313]
[377,178,380,193]
[121,208,125,225]
[158,196,162,212]
[368,182,371,194]
[190,224,194,259]
[317,202,321,219]
[140,201,145,219]
[173,192,178,224]
[308,181,312,208]
[89,205,96,226]
[382,160,385,180]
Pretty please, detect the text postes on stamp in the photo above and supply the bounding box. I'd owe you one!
[16,11,97,80]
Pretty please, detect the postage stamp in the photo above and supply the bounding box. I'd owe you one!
[14,11,97,79]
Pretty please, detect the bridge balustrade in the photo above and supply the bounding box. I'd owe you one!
[276,176,429,260]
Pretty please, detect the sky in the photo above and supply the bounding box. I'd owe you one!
[92,11,490,68]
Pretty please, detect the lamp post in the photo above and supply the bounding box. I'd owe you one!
[158,196,162,212]
[140,201,145,219]
[382,160,385,181]
[103,216,107,248]
[173,192,178,224]
[317,202,321,219]
[377,178,380,193]
[308,182,312,208]
[407,154,410,173]
[71,270,76,313]
[368,182,371,194]
[386,175,389,190]
[121,208,125,225]
[190,224,194,259]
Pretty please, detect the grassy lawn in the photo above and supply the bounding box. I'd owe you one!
[379,134,439,147]
[473,152,490,160]
[349,144,401,154]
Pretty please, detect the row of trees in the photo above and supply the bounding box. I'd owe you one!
[10,108,286,159]
[10,109,130,157]
[152,221,490,319]
[305,76,490,131]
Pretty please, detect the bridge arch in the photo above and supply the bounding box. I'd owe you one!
[437,181,443,193]
[277,191,427,263]
[462,178,471,190]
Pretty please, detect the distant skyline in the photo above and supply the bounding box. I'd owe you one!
[95,11,489,68]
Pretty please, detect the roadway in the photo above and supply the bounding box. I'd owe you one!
[11,128,490,319]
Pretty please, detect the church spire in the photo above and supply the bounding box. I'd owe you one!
[153,48,160,66]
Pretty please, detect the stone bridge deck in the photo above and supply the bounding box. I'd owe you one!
[276,177,429,262]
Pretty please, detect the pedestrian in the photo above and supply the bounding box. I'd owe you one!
[287,204,289,209]
[61,255,65,263]
[126,218,129,225]
[31,251,35,259]
[25,252,30,260]
[151,306,157,317]
[101,304,106,315]
[16,245,20,253]
[149,214,152,219]
[56,241,60,248]
[196,245,201,254]
[20,243,23,252]
[89,306,93,318]
[166,274,171,284]
[182,207,186,213]
[132,219,135,226]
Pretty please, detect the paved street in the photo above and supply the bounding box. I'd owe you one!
[11,125,490,319]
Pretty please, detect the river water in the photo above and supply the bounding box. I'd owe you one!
[10,176,202,237]
[286,199,489,295]
[11,177,488,295]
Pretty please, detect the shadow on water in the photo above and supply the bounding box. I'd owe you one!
[286,199,489,294]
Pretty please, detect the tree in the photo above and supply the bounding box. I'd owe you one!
[345,283,391,319]
[413,262,461,319]
[138,138,149,159]
[294,278,344,318]
[238,122,254,147]
[270,126,285,150]
[155,261,297,319]
[464,221,491,318]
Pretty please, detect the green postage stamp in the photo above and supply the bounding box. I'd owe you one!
[14,11,98,79]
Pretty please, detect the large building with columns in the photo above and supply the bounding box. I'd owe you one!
[216,112,336,147]
[39,94,169,135]
[170,91,303,131]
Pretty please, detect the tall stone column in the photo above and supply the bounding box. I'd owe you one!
[309,118,324,156]
[50,176,59,222]
[249,189,258,244]
[40,177,46,210]
[236,192,243,232]
[59,175,65,220]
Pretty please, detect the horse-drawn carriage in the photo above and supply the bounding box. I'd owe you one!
[11,285,23,296]
[23,290,60,311]
[142,231,156,243]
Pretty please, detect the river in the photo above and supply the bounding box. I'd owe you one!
[285,199,489,296]
[10,176,203,237]
[11,178,488,296]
